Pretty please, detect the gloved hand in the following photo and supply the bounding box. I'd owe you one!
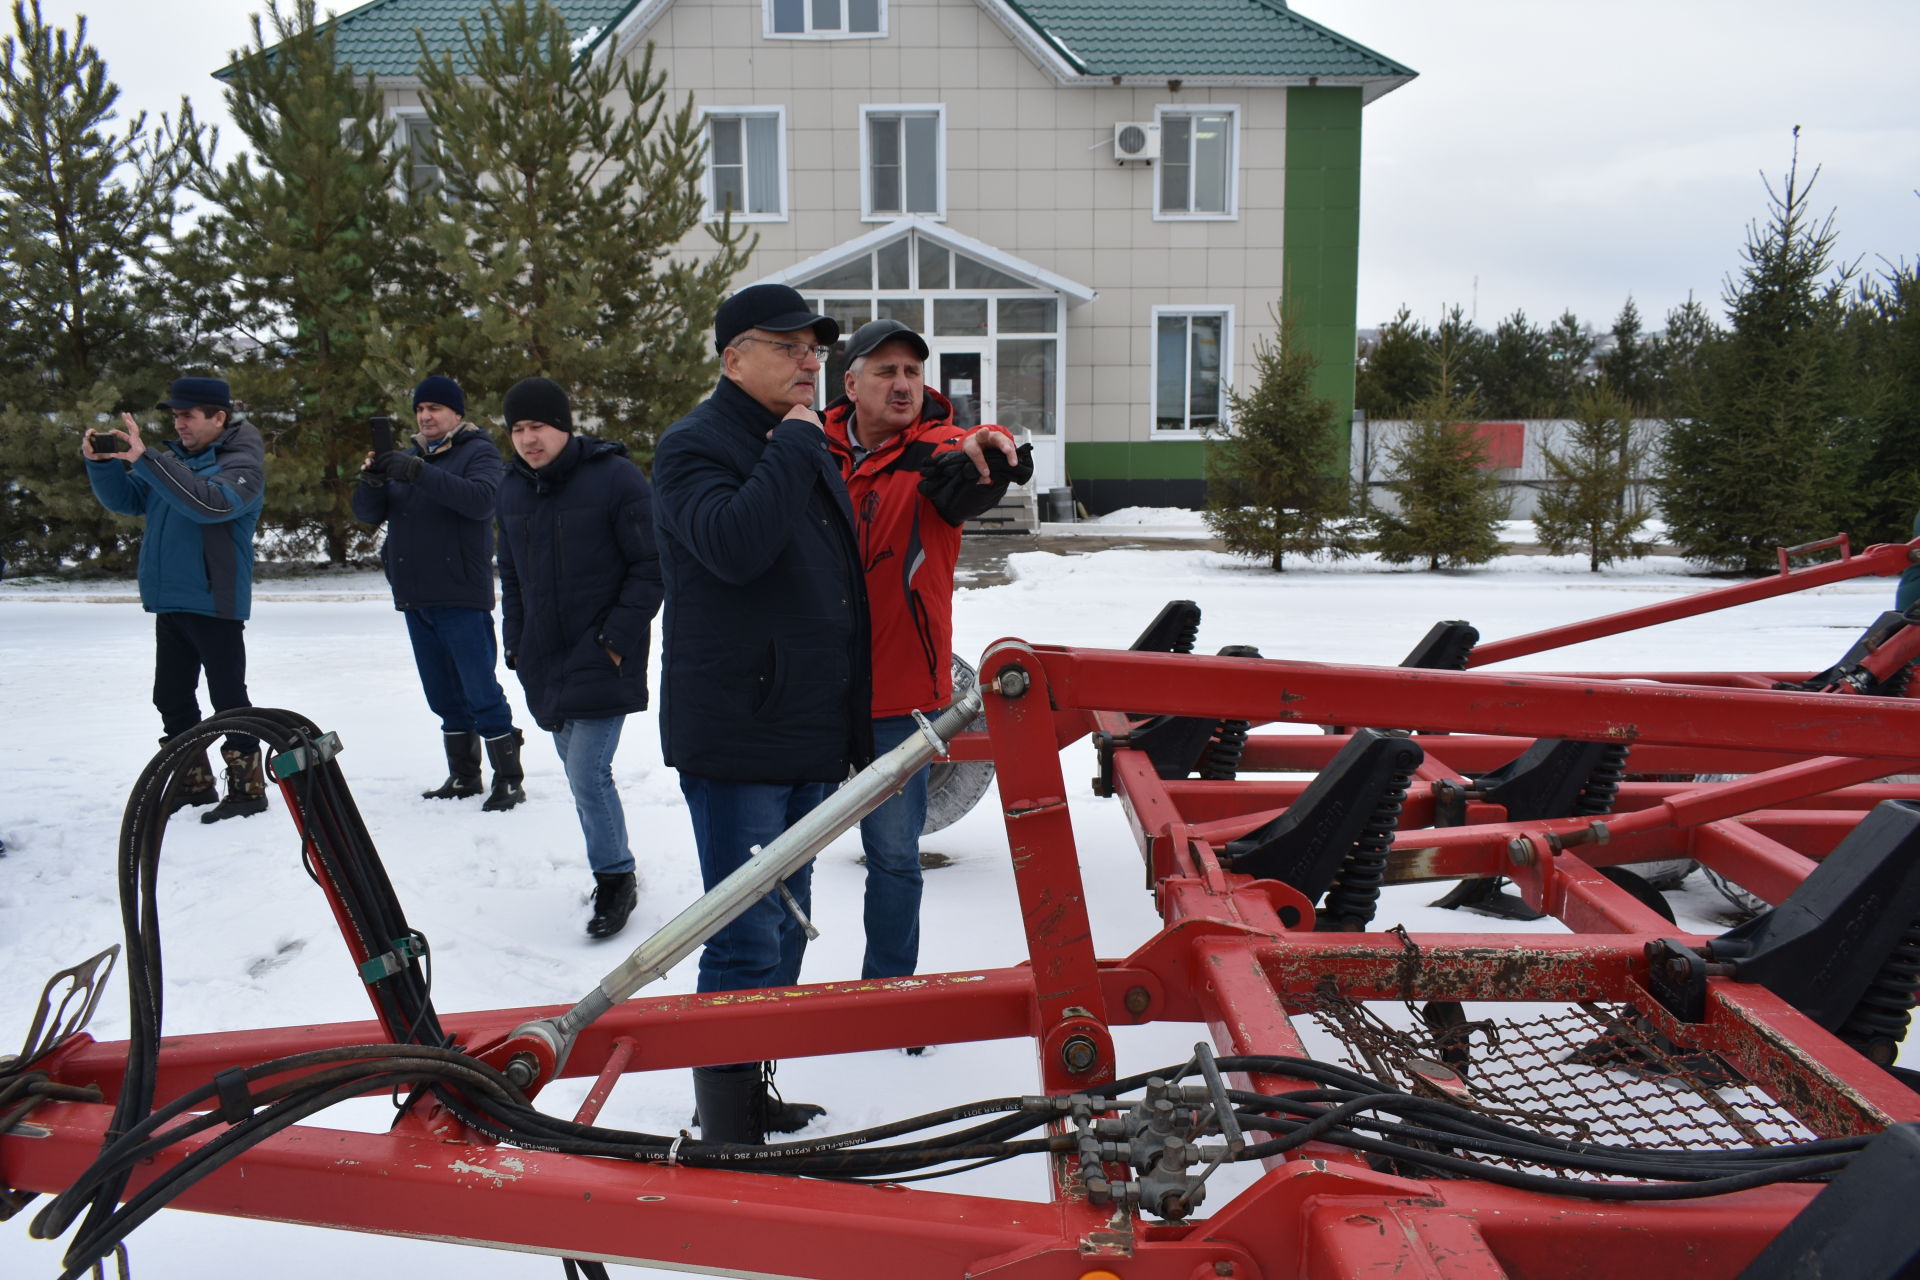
[917,442,1034,524]
[375,450,423,483]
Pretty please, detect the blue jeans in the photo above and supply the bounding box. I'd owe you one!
[680,774,831,994]
[405,606,516,739]
[860,715,930,980]
[552,716,633,876]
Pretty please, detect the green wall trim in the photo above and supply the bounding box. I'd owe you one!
[1068,440,1209,481]
[1282,86,1362,471]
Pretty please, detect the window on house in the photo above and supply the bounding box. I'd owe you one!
[396,113,439,196]
[705,109,784,220]
[1154,309,1229,432]
[862,107,942,219]
[769,0,882,37]
[1157,109,1235,217]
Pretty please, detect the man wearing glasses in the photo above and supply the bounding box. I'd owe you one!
[652,284,869,1145]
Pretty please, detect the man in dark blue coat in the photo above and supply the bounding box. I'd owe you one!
[84,375,270,823]
[353,376,525,811]
[652,283,871,1143]
[496,377,663,939]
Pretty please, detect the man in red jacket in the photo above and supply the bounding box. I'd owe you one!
[824,320,1029,982]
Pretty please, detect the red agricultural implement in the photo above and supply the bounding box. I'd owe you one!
[9,536,1920,1279]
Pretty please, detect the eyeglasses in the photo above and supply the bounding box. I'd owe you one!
[735,336,833,363]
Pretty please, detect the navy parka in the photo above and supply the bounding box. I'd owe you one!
[496,435,664,732]
[652,376,873,783]
[351,423,504,612]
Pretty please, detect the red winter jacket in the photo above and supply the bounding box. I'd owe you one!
[824,388,1013,717]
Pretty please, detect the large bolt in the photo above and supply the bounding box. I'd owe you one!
[1124,985,1152,1016]
[1060,1033,1099,1075]
[996,666,1031,698]
[1506,837,1535,867]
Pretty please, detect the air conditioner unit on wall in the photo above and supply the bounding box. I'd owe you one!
[1113,122,1160,162]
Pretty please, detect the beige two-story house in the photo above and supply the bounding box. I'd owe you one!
[323,0,1412,510]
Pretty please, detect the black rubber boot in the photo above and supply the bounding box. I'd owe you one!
[422,731,483,799]
[585,871,637,939]
[755,1061,826,1134]
[202,748,268,823]
[164,744,219,815]
[481,730,526,812]
[692,1065,761,1144]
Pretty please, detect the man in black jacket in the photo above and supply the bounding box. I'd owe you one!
[353,376,525,811]
[496,377,663,939]
[653,283,869,1143]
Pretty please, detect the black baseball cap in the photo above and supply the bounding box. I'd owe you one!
[155,376,232,411]
[714,283,839,355]
[844,319,930,363]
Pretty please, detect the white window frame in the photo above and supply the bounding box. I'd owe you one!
[764,0,886,40]
[699,105,788,222]
[390,108,440,196]
[1152,104,1239,221]
[1150,305,1234,437]
[859,104,946,222]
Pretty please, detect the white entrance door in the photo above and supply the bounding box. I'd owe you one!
[930,345,1063,494]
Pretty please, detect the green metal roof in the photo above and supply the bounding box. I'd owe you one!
[1001,0,1413,79]
[227,0,640,79]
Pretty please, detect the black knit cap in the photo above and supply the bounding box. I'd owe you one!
[713,283,839,356]
[502,376,572,432]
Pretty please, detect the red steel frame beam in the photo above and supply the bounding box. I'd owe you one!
[12,568,1920,1277]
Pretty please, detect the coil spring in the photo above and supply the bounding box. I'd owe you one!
[1876,661,1914,699]
[1573,743,1631,816]
[1840,917,1920,1066]
[1320,772,1412,929]
[1197,720,1250,781]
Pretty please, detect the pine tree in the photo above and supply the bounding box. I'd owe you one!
[1598,298,1658,410]
[404,0,753,461]
[1533,385,1652,571]
[1202,307,1363,571]
[1543,310,1595,414]
[190,0,409,564]
[1369,351,1510,571]
[1475,309,1554,418]
[1656,133,1855,572]
[1353,306,1434,418]
[0,0,202,573]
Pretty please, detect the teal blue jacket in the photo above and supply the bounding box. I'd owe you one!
[87,418,266,620]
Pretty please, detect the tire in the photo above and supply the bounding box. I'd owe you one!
[923,655,995,835]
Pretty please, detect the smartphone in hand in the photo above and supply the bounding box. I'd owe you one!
[368,416,394,457]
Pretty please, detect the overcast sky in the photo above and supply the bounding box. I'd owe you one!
[45,0,1920,336]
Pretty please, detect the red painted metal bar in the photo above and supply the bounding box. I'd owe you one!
[981,639,1118,1094]
[1465,537,1916,667]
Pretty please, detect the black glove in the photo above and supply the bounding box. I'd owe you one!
[376,450,422,483]
[917,442,1034,525]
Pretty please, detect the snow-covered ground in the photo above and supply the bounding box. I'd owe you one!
[0,529,1901,1276]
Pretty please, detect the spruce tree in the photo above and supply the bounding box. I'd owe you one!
[0,0,202,573]
[1354,306,1435,418]
[405,0,753,461]
[1202,308,1363,571]
[1656,134,1855,572]
[1533,385,1652,571]
[1369,352,1509,571]
[1846,262,1920,547]
[190,0,408,564]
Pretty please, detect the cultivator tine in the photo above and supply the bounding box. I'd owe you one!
[1,945,119,1075]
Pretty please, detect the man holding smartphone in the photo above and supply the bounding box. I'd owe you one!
[353,376,525,811]
[83,376,270,822]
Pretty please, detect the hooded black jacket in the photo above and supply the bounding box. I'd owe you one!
[496,435,663,731]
